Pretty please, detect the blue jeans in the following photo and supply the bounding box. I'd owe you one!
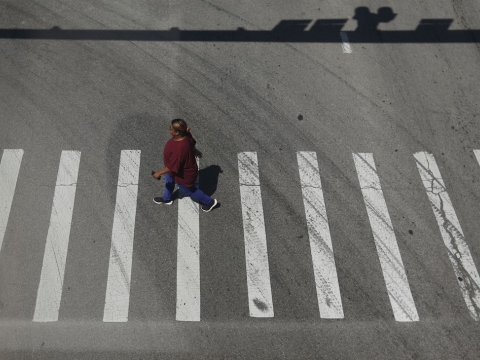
[163,173,213,206]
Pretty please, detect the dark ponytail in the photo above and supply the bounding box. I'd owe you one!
[171,119,190,136]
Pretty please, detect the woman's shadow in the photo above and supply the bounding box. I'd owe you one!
[199,165,222,197]
[174,165,223,208]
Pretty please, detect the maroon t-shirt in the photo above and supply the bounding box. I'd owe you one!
[163,132,198,187]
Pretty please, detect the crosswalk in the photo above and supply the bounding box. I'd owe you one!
[103,150,141,322]
[33,151,81,322]
[354,153,418,322]
[176,158,201,322]
[297,152,343,319]
[415,152,480,321]
[238,152,274,318]
[1,148,480,323]
[0,150,23,252]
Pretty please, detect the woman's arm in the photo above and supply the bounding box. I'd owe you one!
[193,147,203,158]
[152,167,170,179]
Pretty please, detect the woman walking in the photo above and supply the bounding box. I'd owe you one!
[152,119,218,212]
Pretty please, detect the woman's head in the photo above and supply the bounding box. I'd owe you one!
[170,119,189,136]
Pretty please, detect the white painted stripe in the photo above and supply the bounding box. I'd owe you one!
[340,31,352,53]
[354,153,419,322]
[176,159,201,322]
[0,149,24,251]
[238,152,274,317]
[103,150,141,322]
[297,152,344,319]
[474,150,480,166]
[415,152,480,321]
[33,151,81,322]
